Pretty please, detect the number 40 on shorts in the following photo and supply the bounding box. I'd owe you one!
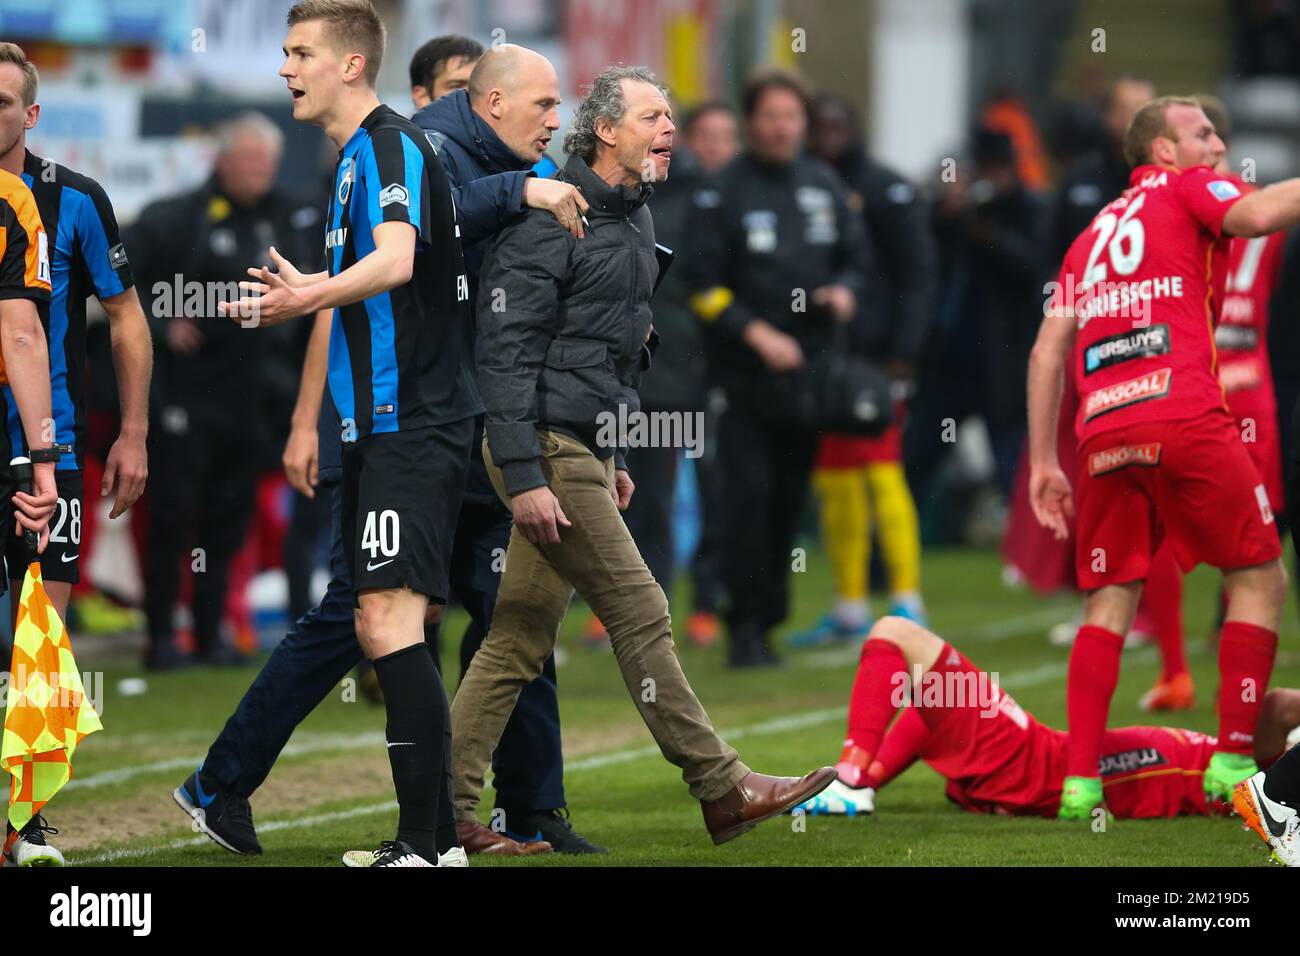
[362,509,400,559]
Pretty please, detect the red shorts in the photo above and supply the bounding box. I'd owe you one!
[815,406,907,468]
[1073,412,1281,591]
[914,646,1065,817]
[1229,394,1283,513]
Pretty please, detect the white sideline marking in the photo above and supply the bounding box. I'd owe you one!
[75,801,398,865]
[68,651,1115,865]
[65,731,385,792]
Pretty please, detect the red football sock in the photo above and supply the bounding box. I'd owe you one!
[1142,544,1186,681]
[1217,621,1278,755]
[866,705,932,790]
[1066,625,1125,778]
[842,638,909,770]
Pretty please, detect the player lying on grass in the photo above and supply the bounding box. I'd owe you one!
[795,615,1300,823]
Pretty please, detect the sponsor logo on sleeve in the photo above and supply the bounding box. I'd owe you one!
[36,230,49,284]
[108,242,129,270]
[1213,323,1258,351]
[1083,323,1171,374]
[1087,442,1163,477]
[378,184,410,209]
[1083,368,1172,421]
[1219,358,1262,393]
[1098,747,1167,777]
[1207,179,1242,201]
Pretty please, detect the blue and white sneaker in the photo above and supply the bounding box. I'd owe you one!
[792,779,875,817]
[173,767,262,855]
[887,596,928,627]
[786,613,871,649]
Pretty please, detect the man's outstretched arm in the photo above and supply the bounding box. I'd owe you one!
[221,222,416,327]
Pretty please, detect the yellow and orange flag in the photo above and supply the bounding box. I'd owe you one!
[2,562,101,830]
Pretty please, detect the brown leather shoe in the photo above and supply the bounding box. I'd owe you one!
[456,819,553,856]
[701,767,837,845]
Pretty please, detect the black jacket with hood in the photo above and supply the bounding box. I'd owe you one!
[411,88,537,296]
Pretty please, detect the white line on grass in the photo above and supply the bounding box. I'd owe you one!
[75,801,399,865]
[64,731,386,792]
[69,650,1125,865]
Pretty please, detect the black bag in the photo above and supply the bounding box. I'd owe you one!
[800,345,894,436]
[754,320,891,436]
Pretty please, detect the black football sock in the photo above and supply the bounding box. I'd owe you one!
[1264,743,1300,805]
[425,639,459,855]
[373,644,444,862]
[424,619,444,677]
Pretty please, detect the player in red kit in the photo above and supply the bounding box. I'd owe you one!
[795,616,1300,822]
[1028,95,1300,820]
[1135,97,1287,714]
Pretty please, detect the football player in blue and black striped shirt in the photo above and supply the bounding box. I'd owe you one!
[219,0,477,868]
[0,43,152,627]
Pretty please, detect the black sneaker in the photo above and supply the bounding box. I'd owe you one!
[143,642,194,671]
[504,807,607,854]
[728,628,782,669]
[173,767,262,855]
[195,645,255,667]
[343,840,433,867]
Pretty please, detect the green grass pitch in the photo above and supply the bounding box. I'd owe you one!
[48,547,1300,867]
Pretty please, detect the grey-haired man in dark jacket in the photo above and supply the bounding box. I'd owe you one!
[453,65,835,845]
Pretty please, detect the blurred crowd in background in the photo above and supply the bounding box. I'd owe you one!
[14,0,1300,669]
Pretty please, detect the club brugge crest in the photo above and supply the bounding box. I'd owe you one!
[337,159,354,206]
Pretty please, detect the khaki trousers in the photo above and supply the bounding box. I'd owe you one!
[451,429,748,821]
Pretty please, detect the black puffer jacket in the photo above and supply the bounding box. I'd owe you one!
[476,153,657,496]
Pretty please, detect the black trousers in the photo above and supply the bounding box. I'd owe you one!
[690,401,727,614]
[1287,390,1300,572]
[621,442,678,593]
[205,430,566,811]
[284,487,330,622]
[717,400,819,635]
[144,414,258,654]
